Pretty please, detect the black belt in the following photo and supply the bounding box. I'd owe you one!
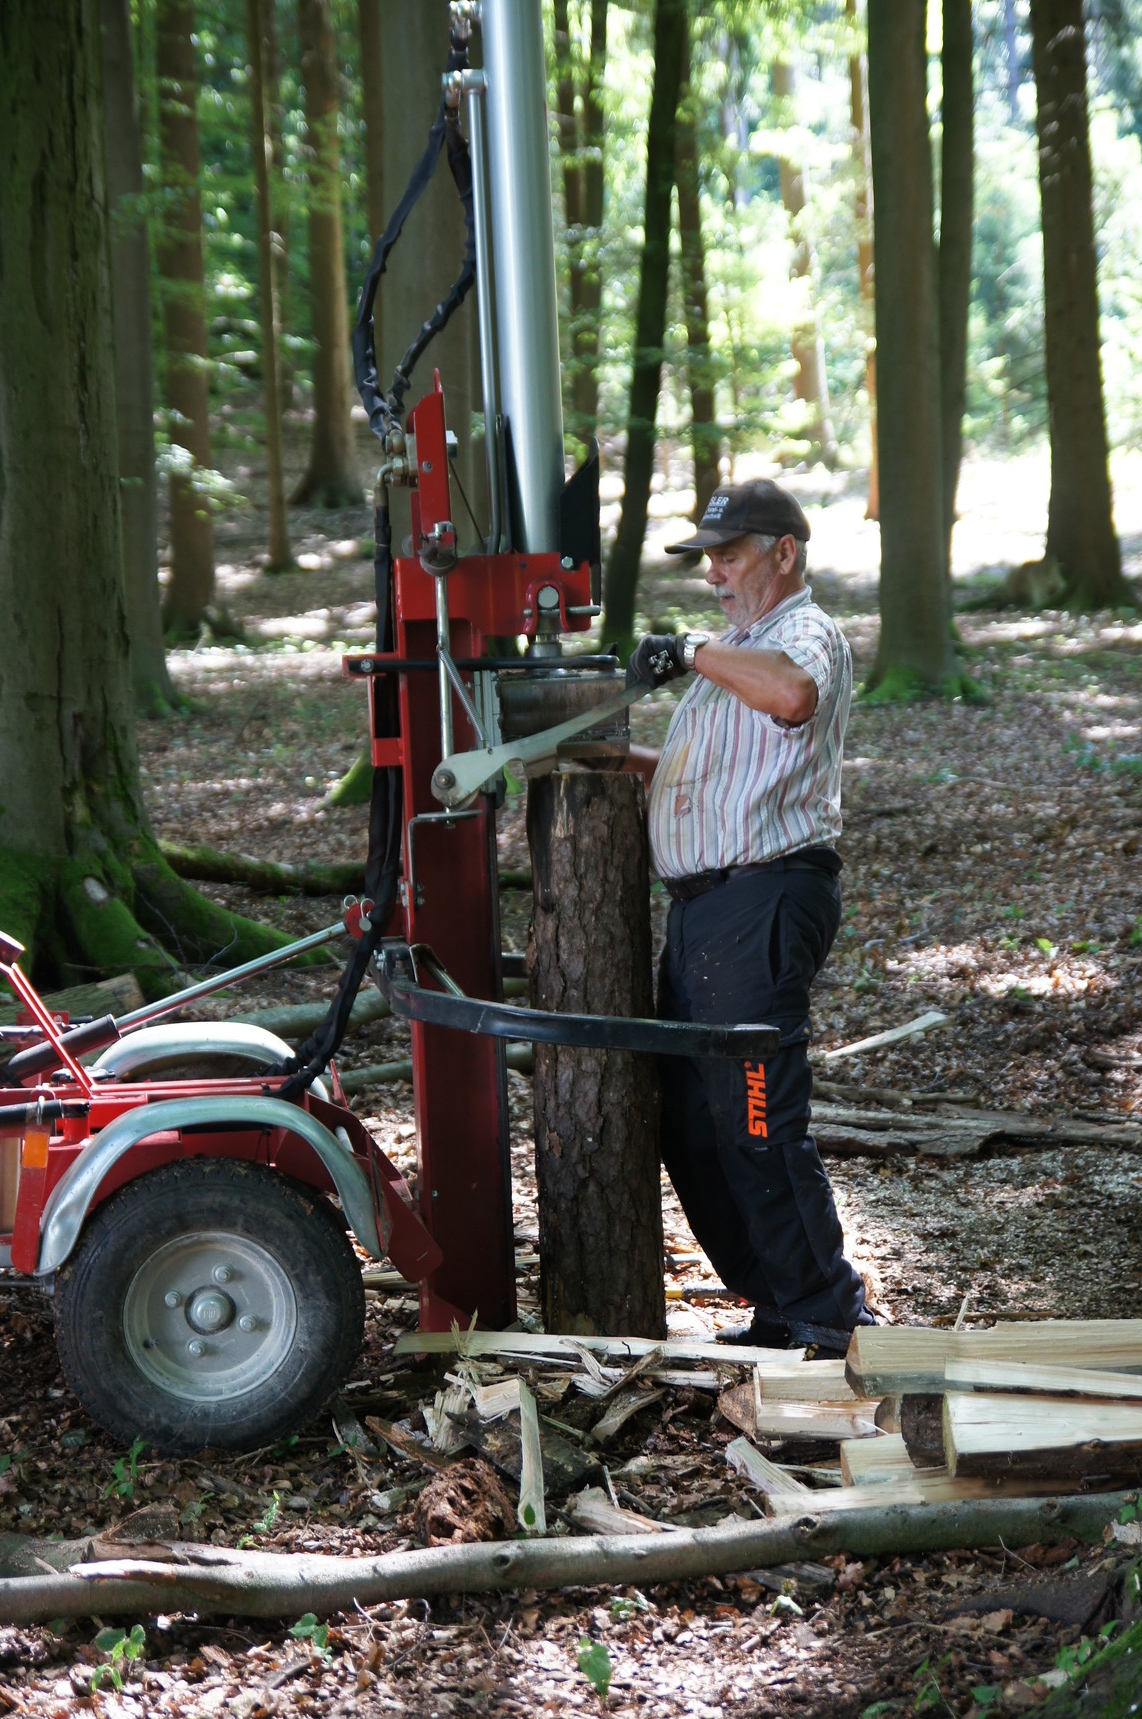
[661,848,841,903]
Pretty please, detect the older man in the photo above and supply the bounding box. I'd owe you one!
[626,479,871,1357]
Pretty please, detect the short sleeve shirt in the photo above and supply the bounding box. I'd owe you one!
[646,587,852,879]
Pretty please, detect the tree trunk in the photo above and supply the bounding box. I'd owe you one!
[676,36,720,522]
[0,0,304,995]
[98,0,177,717]
[293,0,360,507]
[866,0,961,697]
[155,0,216,638]
[772,60,838,470]
[247,0,291,570]
[527,772,665,1339]
[378,1,480,542]
[939,0,974,584]
[1004,0,1022,124]
[1029,0,1129,608]
[358,0,385,244]
[554,0,608,444]
[846,0,878,521]
[602,0,687,649]
[264,0,293,408]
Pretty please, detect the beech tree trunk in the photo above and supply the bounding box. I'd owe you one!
[99,0,177,716]
[358,0,385,244]
[293,0,360,507]
[603,0,687,648]
[939,0,974,583]
[0,0,302,995]
[676,37,720,522]
[846,0,878,521]
[264,0,293,408]
[1029,0,1129,608]
[247,0,291,570]
[554,0,608,443]
[527,772,665,1339]
[772,60,838,470]
[866,1,960,696]
[156,0,216,637]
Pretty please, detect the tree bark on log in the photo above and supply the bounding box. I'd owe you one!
[0,1491,1130,1624]
[938,0,974,583]
[527,772,665,1339]
[247,0,291,571]
[99,0,177,716]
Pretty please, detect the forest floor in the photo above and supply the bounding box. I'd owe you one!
[3,430,1142,1715]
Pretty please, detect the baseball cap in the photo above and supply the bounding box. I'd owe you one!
[665,480,811,553]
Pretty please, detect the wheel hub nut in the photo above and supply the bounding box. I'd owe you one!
[238,1313,258,1333]
[213,1265,234,1285]
[187,1339,206,1358]
[164,1290,183,1308]
[186,1288,236,1334]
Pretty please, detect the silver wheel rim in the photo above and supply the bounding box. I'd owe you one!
[123,1229,299,1402]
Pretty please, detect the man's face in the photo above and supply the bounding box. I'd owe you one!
[704,534,797,627]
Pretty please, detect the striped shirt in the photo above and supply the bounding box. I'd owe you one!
[647,587,852,879]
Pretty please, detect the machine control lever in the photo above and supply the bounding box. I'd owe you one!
[431,683,642,809]
[379,943,780,1059]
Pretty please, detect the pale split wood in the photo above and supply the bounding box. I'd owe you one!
[820,1011,948,1061]
[588,1388,666,1446]
[840,1433,914,1486]
[943,1390,1142,1481]
[0,1493,1131,1621]
[725,1438,812,1498]
[567,1487,673,1535]
[394,1331,801,1366]
[753,1360,857,1403]
[719,1382,880,1442]
[516,1382,546,1536]
[847,1320,1142,1397]
[944,1358,1142,1401]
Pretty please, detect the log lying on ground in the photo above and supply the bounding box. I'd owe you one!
[340,1042,532,1094]
[847,1321,1142,1396]
[0,1492,1129,1623]
[811,1100,1142,1161]
[944,1391,1142,1483]
[0,972,144,1031]
[160,838,534,898]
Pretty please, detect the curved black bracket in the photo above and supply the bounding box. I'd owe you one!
[379,944,779,1060]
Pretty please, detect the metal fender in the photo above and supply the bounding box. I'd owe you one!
[37,1096,382,1276]
[90,1025,329,1100]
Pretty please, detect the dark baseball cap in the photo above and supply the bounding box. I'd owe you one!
[665,480,811,553]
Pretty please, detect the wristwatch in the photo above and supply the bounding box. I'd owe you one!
[682,632,709,671]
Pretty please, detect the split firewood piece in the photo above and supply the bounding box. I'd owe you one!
[432,1386,472,1455]
[365,1417,458,1472]
[944,1358,1142,1401]
[847,1320,1142,1397]
[450,1409,598,1494]
[840,1433,915,1486]
[718,1383,879,1442]
[444,1372,522,1421]
[901,1395,947,1469]
[567,1486,673,1535]
[516,1382,546,1535]
[590,1347,665,1409]
[394,1331,799,1366]
[753,1360,857,1403]
[820,1011,948,1061]
[943,1391,1142,1482]
[725,1438,812,1499]
[588,1387,667,1446]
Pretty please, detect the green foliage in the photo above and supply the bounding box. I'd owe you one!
[577,1638,612,1699]
[237,1490,281,1548]
[289,1614,331,1661]
[89,1624,146,1693]
[912,1653,952,1714]
[103,1437,146,1501]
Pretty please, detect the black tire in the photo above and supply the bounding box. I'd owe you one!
[54,1157,365,1455]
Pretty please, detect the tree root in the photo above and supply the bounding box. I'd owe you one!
[1,840,330,1002]
[0,1491,1130,1624]
[159,838,366,898]
[860,664,986,705]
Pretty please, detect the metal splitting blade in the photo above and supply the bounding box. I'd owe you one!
[431,683,644,809]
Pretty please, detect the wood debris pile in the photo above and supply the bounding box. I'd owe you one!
[353,1318,1142,1547]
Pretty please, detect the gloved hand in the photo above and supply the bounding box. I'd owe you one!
[625,633,688,691]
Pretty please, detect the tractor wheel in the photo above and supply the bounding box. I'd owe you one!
[54,1157,365,1455]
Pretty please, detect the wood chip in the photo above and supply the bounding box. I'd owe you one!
[725,1438,812,1498]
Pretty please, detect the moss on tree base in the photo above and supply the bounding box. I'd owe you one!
[860,664,986,705]
[1,839,329,1001]
[326,750,373,806]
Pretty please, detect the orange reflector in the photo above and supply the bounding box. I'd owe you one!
[21,1130,50,1170]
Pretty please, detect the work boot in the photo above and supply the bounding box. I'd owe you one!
[790,1306,876,1362]
[717,1308,791,1349]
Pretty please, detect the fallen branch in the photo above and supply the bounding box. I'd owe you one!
[0,1493,1130,1623]
[160,840,367,899]
[821,1011,949,1062]
[341,1041,533,1094]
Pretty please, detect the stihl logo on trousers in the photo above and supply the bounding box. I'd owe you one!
[745,1061,768,1138]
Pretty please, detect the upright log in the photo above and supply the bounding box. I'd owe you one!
[527,771,665,1339]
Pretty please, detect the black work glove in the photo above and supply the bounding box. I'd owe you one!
[625,633,688,691]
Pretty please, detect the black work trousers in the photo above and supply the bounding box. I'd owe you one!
[657,862,867,1332]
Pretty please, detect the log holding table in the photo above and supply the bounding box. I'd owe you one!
[526,771,665,1338]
